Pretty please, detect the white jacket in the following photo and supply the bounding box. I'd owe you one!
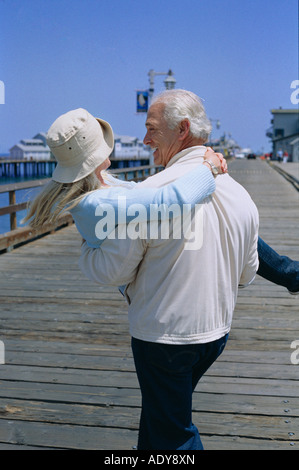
[79,146,259,344]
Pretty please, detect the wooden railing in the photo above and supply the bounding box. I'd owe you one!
[0,165,162,253]
[0,178,51,231]
[267,161,299,191]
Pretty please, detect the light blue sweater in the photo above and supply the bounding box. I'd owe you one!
[70,164,215,248]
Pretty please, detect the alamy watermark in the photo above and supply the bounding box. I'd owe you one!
[290,340,299,365]
[290,79,299,105]
[0,80,4,104]
[0,341,4,364]
[94,198,204,251]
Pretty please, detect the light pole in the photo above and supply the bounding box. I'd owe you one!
[209,118,221,148]
[210,118,221,130]
[164,70,176,90]
[148,69,176,103]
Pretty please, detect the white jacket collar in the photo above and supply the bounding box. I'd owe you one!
[165,145,207,169]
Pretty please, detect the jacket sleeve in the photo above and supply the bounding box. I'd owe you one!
[79,231,147,286]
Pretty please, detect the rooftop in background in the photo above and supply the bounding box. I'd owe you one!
[10,133,51,161]
[271,109,299,114]
[112,133,151,159]
[266,108,299,162]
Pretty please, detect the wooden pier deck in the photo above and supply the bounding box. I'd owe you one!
[0,158,298,450]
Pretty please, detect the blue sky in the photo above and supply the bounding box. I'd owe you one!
[0,0,298,154]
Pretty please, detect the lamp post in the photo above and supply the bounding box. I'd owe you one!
[209,118,221,148]
[210,118,221,130]
[164,69,176,90]
[148,69,176,103]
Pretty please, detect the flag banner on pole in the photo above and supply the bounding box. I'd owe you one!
[136,90,149,113]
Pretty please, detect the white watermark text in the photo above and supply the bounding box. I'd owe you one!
[0,341,4,364]
[290,340,299,365]
[94,198,204,251]
[0,81,4,104]
[290,80,299,105]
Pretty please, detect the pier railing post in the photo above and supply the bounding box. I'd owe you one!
[9,190,17,231]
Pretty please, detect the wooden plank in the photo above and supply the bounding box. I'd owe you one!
[1,337,295,365]
[0,419,138,450]
[0,366,298,398]
[0,350,298,381]
[0,202,27,217]
[0,178,51,195]
[203,435,296,450]
[0,381,298,418]
[0,398,297,443]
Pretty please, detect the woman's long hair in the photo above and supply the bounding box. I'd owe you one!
[23,171,105,229]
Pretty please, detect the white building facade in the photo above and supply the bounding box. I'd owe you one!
[10,133,51,161]
[112,134,151,159]
[267,109,299,162]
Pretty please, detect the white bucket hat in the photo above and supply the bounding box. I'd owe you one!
[46,108,114,183]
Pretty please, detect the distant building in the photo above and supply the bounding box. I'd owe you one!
[33,132,48,146]
[266,109,299,161]
[207,133,241,158]
[9,131,151,162]
[112,134,151,159]
[9,133,51,161]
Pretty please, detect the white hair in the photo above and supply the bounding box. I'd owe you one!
[151,89,212,142]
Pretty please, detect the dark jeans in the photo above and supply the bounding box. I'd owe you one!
[131,334,228,450]
[257,237,299,293]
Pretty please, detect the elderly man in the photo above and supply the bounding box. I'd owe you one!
[79,89,259,450]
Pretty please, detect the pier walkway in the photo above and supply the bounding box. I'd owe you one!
[0,159,298,450]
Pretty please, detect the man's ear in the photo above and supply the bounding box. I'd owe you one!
[178,119,190,140]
